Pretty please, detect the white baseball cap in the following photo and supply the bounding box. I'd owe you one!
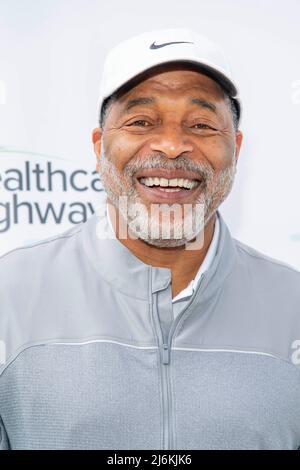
[97,28,241,124]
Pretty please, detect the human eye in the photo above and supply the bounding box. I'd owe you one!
[193,123,214,130]
[127,119,151,127]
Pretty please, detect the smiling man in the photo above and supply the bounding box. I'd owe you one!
[0,29,300,450]
[93,58,241,299]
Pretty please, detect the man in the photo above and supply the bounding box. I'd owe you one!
[0,28,300,450]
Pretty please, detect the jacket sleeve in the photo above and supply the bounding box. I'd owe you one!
[0,416,9,450]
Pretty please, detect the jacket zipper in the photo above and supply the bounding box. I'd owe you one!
[151,271,206,450]
[152,291,170,449]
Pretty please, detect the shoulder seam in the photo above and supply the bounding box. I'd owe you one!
[0,227,82,261]
[235,240,300,275]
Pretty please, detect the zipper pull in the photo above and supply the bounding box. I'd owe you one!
[162,343,170,365]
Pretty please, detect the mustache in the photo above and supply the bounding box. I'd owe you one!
[123,154,215,181]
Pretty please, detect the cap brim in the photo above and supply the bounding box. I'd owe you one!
[100,59,241,123]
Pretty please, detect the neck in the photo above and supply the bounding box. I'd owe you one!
[107,200,216,298]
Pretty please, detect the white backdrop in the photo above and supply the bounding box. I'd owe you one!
[0,0,299,269]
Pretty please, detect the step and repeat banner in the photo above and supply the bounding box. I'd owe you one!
[0,0,299,269]
[0,147,105,250]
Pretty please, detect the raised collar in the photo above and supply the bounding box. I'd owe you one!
[81,203,237,301]
[172,212,220,302]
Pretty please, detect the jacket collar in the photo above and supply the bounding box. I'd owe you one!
[81,202,237,301]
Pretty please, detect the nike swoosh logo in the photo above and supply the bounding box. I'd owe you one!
[150,41,194,50]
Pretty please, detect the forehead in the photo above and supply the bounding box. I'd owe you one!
[116,63,226,105]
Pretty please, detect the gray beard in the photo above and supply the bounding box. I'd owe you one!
[98,146,236,248]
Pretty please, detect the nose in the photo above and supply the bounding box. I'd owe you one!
[149,125,194,159]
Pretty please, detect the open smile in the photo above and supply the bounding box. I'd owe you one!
[135,170,204,203]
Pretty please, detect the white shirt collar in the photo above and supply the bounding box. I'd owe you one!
[172,213,220,302]
[106,202,220,302]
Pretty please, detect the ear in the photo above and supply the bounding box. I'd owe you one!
[234,130,243,163]
[92,127,103,172]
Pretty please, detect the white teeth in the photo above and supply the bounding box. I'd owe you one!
[160,178,169,187]
[139,177,199,189]
[159,188,182,192]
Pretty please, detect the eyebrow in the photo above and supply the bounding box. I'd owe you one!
[190,98,217,114]
[122,96,217,114]
[124,97,155,113]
